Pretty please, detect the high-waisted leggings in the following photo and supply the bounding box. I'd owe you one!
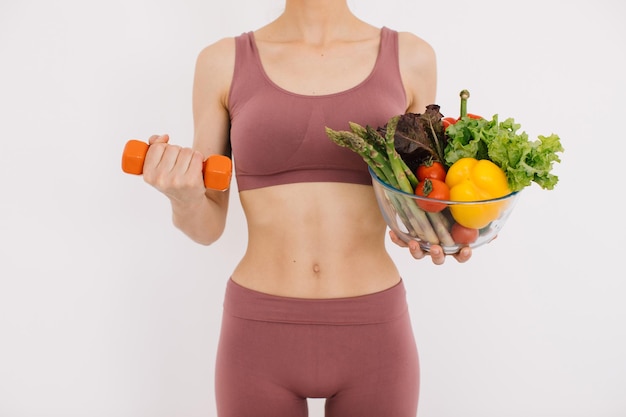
[215,278,419,417]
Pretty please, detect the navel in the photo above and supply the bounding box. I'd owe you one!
[312,263,321,274]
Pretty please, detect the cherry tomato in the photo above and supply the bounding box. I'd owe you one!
[416,160,447,182]
[450,222,479,245]
[415,178,450,213]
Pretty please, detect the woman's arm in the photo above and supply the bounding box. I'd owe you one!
[142,38,235,245]
[396,31,472,264]
[398,31,437,114]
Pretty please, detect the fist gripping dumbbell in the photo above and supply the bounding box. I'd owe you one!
[121,139,232,191]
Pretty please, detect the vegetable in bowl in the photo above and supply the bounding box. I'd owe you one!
[325,89,564,252]
[368,167,520,253]
[445,112,563,193]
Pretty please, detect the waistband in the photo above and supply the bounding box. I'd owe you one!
[222,278,408,325]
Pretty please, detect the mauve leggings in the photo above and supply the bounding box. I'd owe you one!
[215,278,419,417]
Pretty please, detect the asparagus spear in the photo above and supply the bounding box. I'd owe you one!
[326,124,439,243]
[427,212,455,246]
[325,128,396,187]
[355,121,418,189]
[383,116,413,194]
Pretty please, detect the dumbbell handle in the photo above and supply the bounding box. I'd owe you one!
[121,139,232,191]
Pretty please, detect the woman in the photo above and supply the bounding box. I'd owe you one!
[141,0,472,415]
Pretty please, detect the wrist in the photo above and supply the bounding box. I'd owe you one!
[169,192,207,214]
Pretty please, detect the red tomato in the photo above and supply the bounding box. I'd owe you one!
[442,117,457,129]
[443,114,482,130]
[415,179,450,213]
[416,160,447,182]
[450,222,480,244]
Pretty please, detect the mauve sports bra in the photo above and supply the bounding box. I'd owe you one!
[228,27,407,192]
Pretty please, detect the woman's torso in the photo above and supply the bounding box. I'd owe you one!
[227,24,409,298]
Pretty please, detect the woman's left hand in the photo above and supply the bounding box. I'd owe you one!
[389,230,472,265]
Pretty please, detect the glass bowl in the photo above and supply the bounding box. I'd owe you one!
[369,167,520,254]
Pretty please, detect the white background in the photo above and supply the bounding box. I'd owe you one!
[1,0,625,416]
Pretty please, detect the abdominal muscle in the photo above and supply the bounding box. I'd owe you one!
[230,182,402,299]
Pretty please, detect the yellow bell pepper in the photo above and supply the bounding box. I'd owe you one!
[445,158,512,229]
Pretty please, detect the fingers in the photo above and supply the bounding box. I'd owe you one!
[148,133,170,145]
[143,141,182,182]
[423,244,472,265]
[389,231,473,265]
[427,245,446,265]
[452,246,472,263]
[141,136,205,200]
[407,239,428,261]
[389,230,408,248]
[165,146,195,179]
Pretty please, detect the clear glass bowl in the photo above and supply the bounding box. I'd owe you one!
[369,167,520,254]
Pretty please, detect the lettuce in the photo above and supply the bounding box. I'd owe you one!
[444,115,564,192]
[380,105,448,174]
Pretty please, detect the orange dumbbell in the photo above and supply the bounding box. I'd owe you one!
[121,139,232,191]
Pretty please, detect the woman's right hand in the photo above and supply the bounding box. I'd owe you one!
[142,134,207,204]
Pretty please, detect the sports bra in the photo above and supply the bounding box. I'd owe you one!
[228,27,407,192]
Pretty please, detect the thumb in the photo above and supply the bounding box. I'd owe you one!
[148,134,170,145]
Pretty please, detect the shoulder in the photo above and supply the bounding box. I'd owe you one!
[193,36,238,106]
[395,31,437,113]
[195,36,237,76]
[396,31,436,72]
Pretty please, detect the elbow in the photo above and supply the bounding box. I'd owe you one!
[191,232,221,246]
[180,229,223,246]
[172,220,225,246]
[170,195,229,246]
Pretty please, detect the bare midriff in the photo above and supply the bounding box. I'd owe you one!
[231,182,401,299]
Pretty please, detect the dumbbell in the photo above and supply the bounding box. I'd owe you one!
[121,139,232,191]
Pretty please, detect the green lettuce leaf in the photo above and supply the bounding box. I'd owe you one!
[444,115,564,192]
